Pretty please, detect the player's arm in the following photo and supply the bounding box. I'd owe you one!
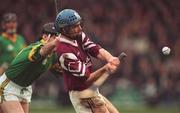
[85,63,117,86]
[40,38,58,57]
[59,53,117,85]
[81,32,113,60]
[97,48,113,61]
[97,48,120,66]
[81,33,120,66]
[28,38,58,62]
[81,32,102,58]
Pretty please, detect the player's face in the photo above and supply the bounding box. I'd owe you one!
[42,34,57,42]
[3,21,17,35]
[48,34,57,42]
[66,22,82,39]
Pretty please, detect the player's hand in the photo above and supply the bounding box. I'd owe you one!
[105,63,118,74]
[46,35,59,45]
[54,37,60,45]
[108,57,120,66]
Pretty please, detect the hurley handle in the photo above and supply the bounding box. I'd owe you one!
[118,52,127,60]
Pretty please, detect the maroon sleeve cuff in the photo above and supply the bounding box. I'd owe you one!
[87,44,102,58]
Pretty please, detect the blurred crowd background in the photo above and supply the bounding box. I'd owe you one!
[0,0,180,108]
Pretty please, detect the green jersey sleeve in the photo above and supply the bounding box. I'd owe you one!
[28,43,45,62]
[18,35,27,47]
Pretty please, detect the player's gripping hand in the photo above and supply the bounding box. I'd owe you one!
[49,36,59,44]
[108,56,120,67]
[105,63,118,74]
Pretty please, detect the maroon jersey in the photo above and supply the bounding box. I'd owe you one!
[56,32,101,91]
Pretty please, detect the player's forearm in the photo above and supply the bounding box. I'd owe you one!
[85,65,108,86]
[97,48,113,62]
[40,40,56,57]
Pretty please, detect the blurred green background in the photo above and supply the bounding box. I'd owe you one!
[30,107,179,113]
[30,105,179,113]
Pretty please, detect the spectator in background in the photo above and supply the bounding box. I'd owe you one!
[0,13,26,75]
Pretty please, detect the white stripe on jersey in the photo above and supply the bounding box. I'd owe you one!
[84,38,93,47]
[59,53,86,77]
[79,63,86,76]
[81,32,86,41]
[84,44,97,50]
[59,53,78,71]
[81,32,98,50]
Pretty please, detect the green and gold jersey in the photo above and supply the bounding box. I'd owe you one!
[5,41,56,87]
[0,33,26,68]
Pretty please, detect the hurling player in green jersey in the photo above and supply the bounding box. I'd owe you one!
[0,22,60,113]
[0,13,26,75]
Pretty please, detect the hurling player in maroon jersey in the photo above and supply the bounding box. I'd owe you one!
[55,9,120,113]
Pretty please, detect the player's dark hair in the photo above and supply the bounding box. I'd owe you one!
[42,22,58,35]
[38,22,58,41]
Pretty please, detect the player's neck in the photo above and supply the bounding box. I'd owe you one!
[61,34,76,42]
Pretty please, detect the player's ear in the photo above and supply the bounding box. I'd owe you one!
[60,28,66,34]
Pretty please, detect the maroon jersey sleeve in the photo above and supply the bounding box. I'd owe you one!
[59,53,88,77]
[81,32,102,58]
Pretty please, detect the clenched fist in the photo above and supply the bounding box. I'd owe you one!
[108,57,120,66]
[105,63,118,74]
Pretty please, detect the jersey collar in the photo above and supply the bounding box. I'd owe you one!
[40,38,46,45]
[56,35,78,47]
[2,32,17,43]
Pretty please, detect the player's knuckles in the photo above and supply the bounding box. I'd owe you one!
[110,65,118,73]
[110,59,120,66]
[113,58,120,65]
[111,65,117,70]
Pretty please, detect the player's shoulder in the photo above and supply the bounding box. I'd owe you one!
[81,32,87,40]
[32,41,43,47]
[0,34,3,38]
[56,36,77,51]
[27,41,42,49]
[16,34,25,41]
[56,42,74,55]
[16,34,23,39]
[18,41,42,55]
[0,35,8,44]
[0,34,5,41]
[81,32,93,44]
[56,45,78,60]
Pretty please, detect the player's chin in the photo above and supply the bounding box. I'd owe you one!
[71,33,82,39]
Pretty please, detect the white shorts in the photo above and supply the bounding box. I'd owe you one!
[69,87,106,113]
[0,73,32,103]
